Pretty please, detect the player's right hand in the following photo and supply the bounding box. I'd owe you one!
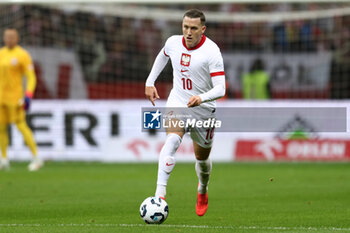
[145,86,160,106]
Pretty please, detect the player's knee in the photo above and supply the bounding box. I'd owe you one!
[195,153,210,161]
[166,133,182,148]
[15,121,29,130]
[15,120,23,127]
[193,142,211,161]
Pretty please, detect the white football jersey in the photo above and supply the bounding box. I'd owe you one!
[163,35,225,109]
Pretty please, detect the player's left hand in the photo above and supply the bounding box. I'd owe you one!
[187,96,202,108]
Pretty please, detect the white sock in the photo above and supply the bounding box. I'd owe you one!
[33,156,43,163]
[155,185,166,198]
[155,133,182,198]
[195,159,212,194]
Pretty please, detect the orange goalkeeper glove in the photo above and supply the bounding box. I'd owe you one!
[24,91,33,111]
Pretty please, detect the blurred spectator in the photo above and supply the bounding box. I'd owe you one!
[242,58,270,99]
[76,30,106,81]
[27,10,42,46]
[299,21,315,51]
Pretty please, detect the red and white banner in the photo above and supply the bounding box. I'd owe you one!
[236,139,350,161]
[28,47,87,99]
[102,135,234,162]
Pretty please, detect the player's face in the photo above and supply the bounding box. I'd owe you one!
[4,29,19,49]
[182,16,206,49]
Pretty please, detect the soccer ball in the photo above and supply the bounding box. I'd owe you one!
[139,197,169,224]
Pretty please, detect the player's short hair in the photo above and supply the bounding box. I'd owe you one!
[4,28,19,35]
[183,9,206,25]
[5,28,18,32]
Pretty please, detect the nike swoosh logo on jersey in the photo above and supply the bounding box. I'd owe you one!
[204,142,210,145]
[166,163,174,166]
[181,69,188,72]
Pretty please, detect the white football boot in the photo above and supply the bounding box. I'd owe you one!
[28,157,44,171]
[0,158,10,170]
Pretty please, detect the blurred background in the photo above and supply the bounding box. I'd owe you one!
[1,1,350,162]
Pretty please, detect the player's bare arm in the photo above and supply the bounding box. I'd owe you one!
[145,86,160,106]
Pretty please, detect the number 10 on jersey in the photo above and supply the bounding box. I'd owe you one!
[181,77,192,90]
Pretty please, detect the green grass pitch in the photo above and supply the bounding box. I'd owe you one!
[1,162,350,233]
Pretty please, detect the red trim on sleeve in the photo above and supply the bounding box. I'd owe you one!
[163,49,169,57]
[182,35,206,51]
[210,71,225,77]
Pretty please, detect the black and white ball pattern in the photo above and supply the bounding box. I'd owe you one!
[139,197,169,224]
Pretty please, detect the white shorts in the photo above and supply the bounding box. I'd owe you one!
[188,107,216,148]
[166,92,216,148]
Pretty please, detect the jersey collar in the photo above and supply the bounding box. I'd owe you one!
[182,35,206,51]
[5,45,19,51]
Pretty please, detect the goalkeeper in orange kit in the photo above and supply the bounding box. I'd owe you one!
[0,28,43,171]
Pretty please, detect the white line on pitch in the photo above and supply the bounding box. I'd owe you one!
[0,224,350,231]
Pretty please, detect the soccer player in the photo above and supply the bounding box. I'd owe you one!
[145,9,226,216]
[0,28,43,171]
